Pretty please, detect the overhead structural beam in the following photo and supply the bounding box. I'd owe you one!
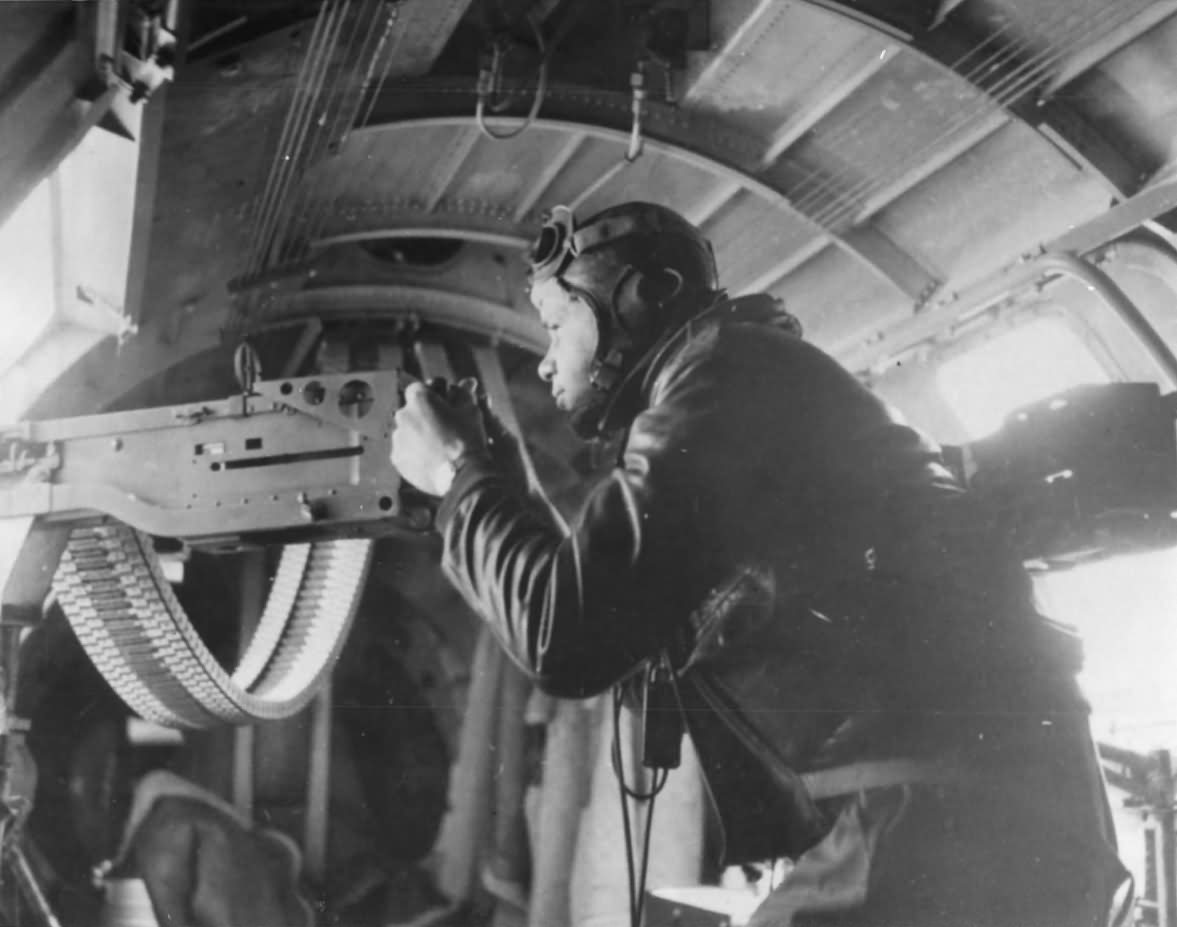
[932,0,968,28]
[312,226,531,252]
[841,225,939,301]
[125,89,168,328]
[568,161,626,212]
[736,238,829,295]
[284,283,546,354]
[351,117,797,206]
[1044,1,1177,96]
[0,18,121,228]
[736,224,939,301]
[755,0,1157,296]
[759,41,898,167]
[677,1,921,293]
[513,132,584,222]
[384,0,478,77]
[1031,101,1141,197]
[799,0,922,38]
[663,1,931,298]
[850,110,1008,224]
[1048,174,1177,256]
[686,180,743,227]
[424,127,481,213]
[681,0,784,103]
[0,22,82,174]
[347,116,939,301]
[837,252,1177,381]
[795,0,1148,199]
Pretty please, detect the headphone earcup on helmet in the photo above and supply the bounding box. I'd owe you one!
[614,267,684,339]
[635,267,684,307]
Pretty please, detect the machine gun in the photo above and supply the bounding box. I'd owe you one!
[0,328,533,730]
[0,332,539,925]
[0,368,428,548]
[0,363,1171,732]
[944,381,1177,569]
[0,368,428,737]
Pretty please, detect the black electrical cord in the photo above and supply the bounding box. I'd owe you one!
[473,0,592,142]
[611,681,670,927]
[476,11,548,140]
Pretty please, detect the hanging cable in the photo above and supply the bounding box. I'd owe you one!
[245,0,338,278]
[476,11,549,141]
[303,0,402,249]
[249,0,348,277]
[611,646,687,927]
[233,0,406,332]
[282,0,391,264]
[612,683,670,927]
[274,0,374,266]
[262,0,348,267]
[356,0,401,129]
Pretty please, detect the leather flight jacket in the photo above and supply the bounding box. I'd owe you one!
[435,295,1089,864]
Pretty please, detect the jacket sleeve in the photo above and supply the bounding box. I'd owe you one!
[434,344,723,698]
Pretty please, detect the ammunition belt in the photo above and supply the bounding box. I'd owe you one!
[53,522,371,728]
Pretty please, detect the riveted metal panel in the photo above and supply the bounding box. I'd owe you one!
[873,120,1113,288]
[769,246,908,350]
[782,50,994,230]
[563,148,724,223]
[334,124,468,206]
[435,127,555,210]
[1062,14,1177,176]
[519,137,629,214]
[683,1,889,142]
[705,190,823,293]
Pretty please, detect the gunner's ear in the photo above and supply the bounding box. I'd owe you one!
[637,267,684,306]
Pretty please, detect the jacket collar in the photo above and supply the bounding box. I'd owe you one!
[595,293,800,434]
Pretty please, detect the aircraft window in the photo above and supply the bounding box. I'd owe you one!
[935,317,1110,439]
[936,316,1176,755]
[0,178,56,371]
[1036,551,1177,753]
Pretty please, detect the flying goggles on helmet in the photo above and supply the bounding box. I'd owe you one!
[527,202,719,394]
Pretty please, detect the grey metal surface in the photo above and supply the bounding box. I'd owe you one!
[281,284,546,353]
[0,370,426,541]
[1049,177,1177,257]
[133,0,474,339]
[22,0,1177,426]
[305,115,941,301]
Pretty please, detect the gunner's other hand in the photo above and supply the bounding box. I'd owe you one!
[392,380,488,496]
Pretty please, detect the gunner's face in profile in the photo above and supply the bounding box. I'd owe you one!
[531,277,600,417]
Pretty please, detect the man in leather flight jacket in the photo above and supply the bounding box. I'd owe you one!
[391,202,1131,926]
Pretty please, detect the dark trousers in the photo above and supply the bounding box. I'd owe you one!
[749,722,1132,927]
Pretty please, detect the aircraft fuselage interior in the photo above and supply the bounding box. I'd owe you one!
[1,1,1177,925]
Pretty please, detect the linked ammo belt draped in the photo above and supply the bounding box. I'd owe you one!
[52,522,371,728]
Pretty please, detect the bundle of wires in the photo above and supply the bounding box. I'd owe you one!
[611,683,672,927]
[233,0,401,327]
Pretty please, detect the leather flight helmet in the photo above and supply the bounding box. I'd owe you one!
[528,201,720,394]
